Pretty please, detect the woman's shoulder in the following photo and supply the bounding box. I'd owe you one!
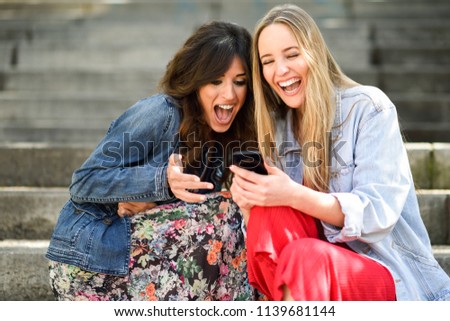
[130,93,181,114]
[340,85,394,114]
[117,93,182,127]
[334,85,399,137]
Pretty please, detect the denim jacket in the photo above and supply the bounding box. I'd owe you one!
[276,85,450,300]
[47,94,184,275]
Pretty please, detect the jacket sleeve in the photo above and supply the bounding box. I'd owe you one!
[69,95,180,203]
[323,91,413,244]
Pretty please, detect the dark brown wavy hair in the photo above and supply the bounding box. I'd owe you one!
[159,21,257,186]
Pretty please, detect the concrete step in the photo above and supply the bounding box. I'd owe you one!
[372,19,450,47]
[347,67,450,95]
[352,0,450,19]
[401,124,450,144]
[392,93,450,142]
[1,18,369,49]
[374,46,450,67]
[0,0,351,26]
[0,240,55,300]
[16,43,175,71]
[0,92,138,143]
[407,143,450,190]
[0,2,368,72]
[0,92,137,122]
[0,187,68,240]
[0,143,449,189]
[395,97,450,124]
[1,239,448,300]
[0,20,195,47]
[0,187,448,243]
[0,126,107,144]
[417,190,450,245]
[0,143,94,187]
[0,68,163,95]
[0,69,168,94]
[376,67,450,94]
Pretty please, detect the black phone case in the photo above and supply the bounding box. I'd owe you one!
[231,150,268,175]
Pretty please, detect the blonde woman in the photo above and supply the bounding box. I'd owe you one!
[230,4,450,301]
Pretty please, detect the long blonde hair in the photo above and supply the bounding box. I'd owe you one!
[252,4,358,192]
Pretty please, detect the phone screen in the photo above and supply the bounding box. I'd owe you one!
[231,150,268,175]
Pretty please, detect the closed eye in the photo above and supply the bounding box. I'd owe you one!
[261,59,274,66]
[287,53,300,59]
[234,79,247,86]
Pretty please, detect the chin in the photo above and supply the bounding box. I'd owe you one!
[283,97,304,109]
[212,127,230,133]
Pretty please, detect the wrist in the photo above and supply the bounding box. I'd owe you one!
[287,180,304,209]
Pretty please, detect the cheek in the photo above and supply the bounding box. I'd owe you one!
[198,86,215,105]
[238,87,247,102]
[298,60,309,76]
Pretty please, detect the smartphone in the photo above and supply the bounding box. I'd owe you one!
[231,150,268,175]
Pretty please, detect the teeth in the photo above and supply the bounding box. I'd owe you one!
[279,78,299,87]
[217,104,233,110]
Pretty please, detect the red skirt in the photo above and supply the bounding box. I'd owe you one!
[246,206,396,301]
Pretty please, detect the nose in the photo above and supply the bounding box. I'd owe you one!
[275,59,289,76]
[222,81,237,100]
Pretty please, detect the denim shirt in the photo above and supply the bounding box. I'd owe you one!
[276,85,450,300]
[47,94,186,275]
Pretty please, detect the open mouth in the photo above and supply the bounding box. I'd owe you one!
[214,104,234,124]
[279,78,301,94]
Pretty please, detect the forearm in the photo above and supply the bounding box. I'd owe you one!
[70,163,174,203]
[288,182,345,227]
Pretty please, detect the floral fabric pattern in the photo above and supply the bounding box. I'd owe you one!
[49,192,260,301]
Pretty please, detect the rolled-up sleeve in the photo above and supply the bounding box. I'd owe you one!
[323,94,413,244]
[70,95,179,203]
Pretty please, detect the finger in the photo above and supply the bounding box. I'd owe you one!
[232,171,260,193]
[231,177,254,205]
[174,190,207,203]
[264,159,282,175]
[169,153,183,166]
[170,171,214,190]
[172,181,214,192]
[229,165,261,183]
[117,207,132,217]
[231,176,263,206]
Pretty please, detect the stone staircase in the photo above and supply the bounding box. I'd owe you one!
[0,0,449,300]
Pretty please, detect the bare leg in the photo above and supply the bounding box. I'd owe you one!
[282,285,294,301]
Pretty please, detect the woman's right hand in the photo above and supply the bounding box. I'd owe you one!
[117,201,157,217]
[167,153,214,203]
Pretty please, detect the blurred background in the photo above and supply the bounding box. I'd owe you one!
[0,0,449,300]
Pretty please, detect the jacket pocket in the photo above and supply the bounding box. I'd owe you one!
[71,200,116,219]
[46,199,129,275]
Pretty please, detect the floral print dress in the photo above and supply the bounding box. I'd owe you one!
[49,191,261,301]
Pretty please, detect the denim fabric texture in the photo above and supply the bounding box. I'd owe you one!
[47,94,187,275]
[276,85,450,301]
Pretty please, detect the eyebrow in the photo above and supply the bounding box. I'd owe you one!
[260,46,299,60]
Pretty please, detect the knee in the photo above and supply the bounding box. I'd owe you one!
[278,238,330,268]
